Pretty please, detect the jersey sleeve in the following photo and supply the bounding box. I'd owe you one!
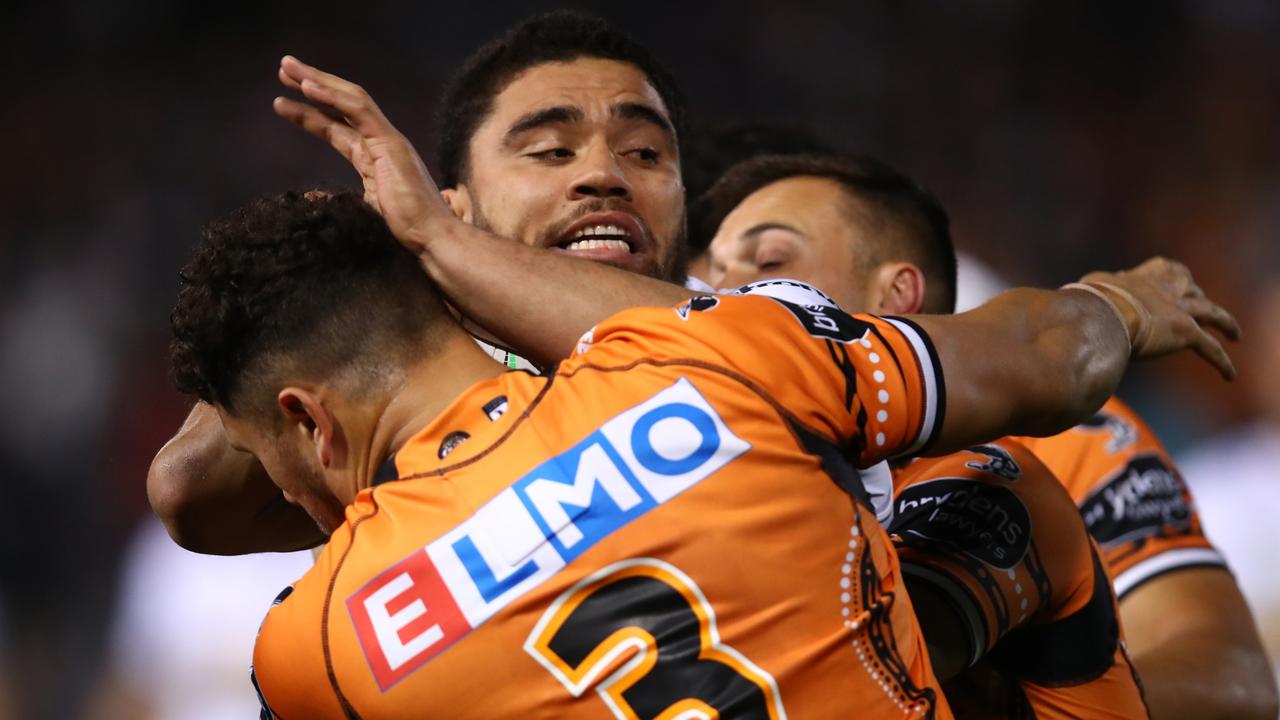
[1019,397,1227,598]
[573,280,945,466]
[888,442,1097,665]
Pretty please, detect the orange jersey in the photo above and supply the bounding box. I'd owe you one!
[1017,397,1225,598]
[252,284,953,719]
[889,442,1148,720]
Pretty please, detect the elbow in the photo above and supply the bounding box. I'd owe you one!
[146,438,210,552]
[146,444,190,546]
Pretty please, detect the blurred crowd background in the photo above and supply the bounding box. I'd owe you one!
[2,1,1277,717]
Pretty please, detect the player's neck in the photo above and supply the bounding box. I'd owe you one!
[357,327,507,493]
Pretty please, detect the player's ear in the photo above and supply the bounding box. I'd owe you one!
[440,186,472,223]
[277,387,339,469]
[868,262,926,315]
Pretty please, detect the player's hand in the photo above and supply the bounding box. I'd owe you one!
[272,55,445,252]
[1076,257,1240,380]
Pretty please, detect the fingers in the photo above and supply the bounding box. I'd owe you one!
[272,96,363,161]
[1187,323,1237,381]
[278,66,301,91]
[1089,256,1241,381]
[1180,296,1242,341]
[279,55,392,138]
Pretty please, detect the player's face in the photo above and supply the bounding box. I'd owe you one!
[707,176,870,311]
[457,58,686,281]
[218,409,347,535]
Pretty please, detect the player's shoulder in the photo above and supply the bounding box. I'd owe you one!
[569,280,856,363]
[1022,396,1175,496]
[895,439,1044,488]
[252,557,342,717]
[893,440,1072,514]
[256,540,340,639]
[1039,397,1164,459]
[581,279,893,357]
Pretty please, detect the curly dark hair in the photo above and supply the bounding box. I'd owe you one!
[694,153,957,313]
[169,191,447,417]
[434,9,686,189]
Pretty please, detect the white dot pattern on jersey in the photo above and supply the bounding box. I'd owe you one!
[1008,567,1028,623]
[854,333,893,451]
[839,522,919,715]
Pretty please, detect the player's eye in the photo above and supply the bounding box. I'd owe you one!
[625,147,660,164]
[529,148,574,161]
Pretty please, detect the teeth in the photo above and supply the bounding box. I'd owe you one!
[564,238,631,252]
[571,224,629,239]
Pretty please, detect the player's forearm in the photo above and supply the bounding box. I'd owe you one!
[1132,631,1279,720]
[407,217,691,367]
[913,287,1128,453]
[147,403,324,554]
[1122,569,1279,720]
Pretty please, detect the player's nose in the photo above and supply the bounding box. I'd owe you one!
[568,142,633,201]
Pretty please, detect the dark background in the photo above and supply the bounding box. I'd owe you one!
[1,1,1276,716]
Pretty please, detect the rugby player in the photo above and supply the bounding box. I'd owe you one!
[171,181,1224,717]
[698,152,1277,719]
[263,46,1242,717]
[148,11,1237,559]
[149,11,692,553]
[142,12,1249,712]
[273,62,1152,718]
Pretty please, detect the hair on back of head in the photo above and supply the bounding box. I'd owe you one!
[696,153,957,313]
[169,190,448,418]
[683,123,833,252]
[434,9,686,189]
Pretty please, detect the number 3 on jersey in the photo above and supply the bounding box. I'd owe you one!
[525,559,787,719]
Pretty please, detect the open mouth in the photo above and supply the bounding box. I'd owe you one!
[549,211,651,272]
[559,224,634,253]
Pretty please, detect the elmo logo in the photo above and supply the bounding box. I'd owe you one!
[347,378,750,690]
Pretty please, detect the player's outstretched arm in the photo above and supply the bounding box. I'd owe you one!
[148,402,325,554]
[272,56,690,368]
[270,58,1238,446]
[1122,567,1278,720]
[147,67,1238,559]
[910,258,1239,456]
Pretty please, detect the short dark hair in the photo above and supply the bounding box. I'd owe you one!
[169,191,448,417]
[695,153,957,313]
[435,10,686,189]
[683,123,833,253]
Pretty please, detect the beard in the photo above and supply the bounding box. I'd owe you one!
[468,194,689,284]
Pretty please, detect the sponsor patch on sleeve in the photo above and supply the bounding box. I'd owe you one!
[674,295,721,320]
[731,278,840,308]
[1074,412,1137,454]
[732,280,872,343]
[1078,454,1193,546]
[964,445,1022,482]
[890,478,1032,570]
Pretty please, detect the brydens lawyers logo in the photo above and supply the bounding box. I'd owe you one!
[1079,454,1190,545]
[891,477,1031,570]
[345,378,750,691]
